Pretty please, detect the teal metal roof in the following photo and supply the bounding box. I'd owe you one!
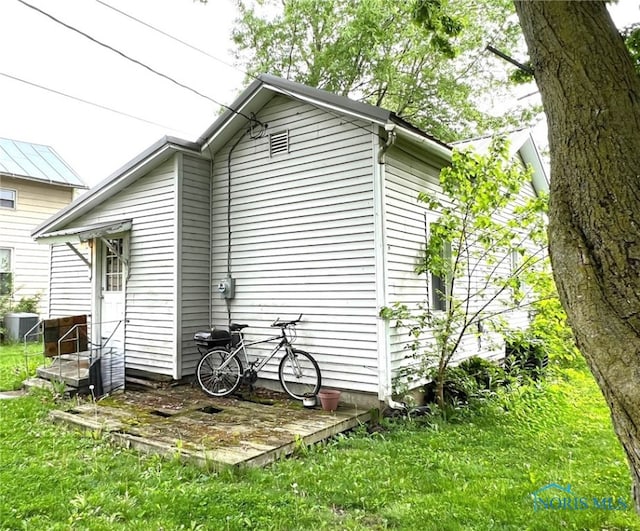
[0,137,87,188]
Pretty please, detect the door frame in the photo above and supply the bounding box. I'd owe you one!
[92,233,129,349]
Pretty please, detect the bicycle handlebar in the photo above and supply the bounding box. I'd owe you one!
[271,314,303,328]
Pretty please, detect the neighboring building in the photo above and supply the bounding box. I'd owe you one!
[32,75,548,406]
[0,137,87,315]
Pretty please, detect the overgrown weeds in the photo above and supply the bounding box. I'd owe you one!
[0,343,637,529]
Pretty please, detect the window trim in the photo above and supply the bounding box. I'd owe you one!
[0,188,16,210]
[431,240,452,313]
[426,216,451,313]
[0,247,13,296]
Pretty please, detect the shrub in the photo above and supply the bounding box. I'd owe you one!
[13,295,40,314]
[504,329,549,380]
[423,356,509,406]
[458,356,508,390]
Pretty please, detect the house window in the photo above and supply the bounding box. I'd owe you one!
[269,130,289,157]
[105,239,124,292]
[510,248,521,273]
[0,248,12,296]
[0,189,16,209]
[431,240,451,312]
[510,248,524,303]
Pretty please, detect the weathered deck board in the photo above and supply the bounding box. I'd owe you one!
[49,387,371,470]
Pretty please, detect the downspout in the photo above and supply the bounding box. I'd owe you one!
[375,123,405,412]
[377,123,397,164]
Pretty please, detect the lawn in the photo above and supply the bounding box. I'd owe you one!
[0,346,639,530]
[0,341,46,392]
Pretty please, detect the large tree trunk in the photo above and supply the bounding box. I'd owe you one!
[514,1,640,511]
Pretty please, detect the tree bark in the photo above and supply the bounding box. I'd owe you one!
[514,0,640,511]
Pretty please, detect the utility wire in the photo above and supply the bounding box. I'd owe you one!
[0,71,188,133]
[14,1,414,148]
[25,0,406,143]
[15,0,257,122]
[94,0,248,78]
[90,0,381,141]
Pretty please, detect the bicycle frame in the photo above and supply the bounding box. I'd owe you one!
[217,328,292,374]
[195,315,321,400]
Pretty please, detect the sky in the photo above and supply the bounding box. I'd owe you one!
[0,0,639,187]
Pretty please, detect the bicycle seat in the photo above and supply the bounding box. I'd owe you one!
[230,323,249,331]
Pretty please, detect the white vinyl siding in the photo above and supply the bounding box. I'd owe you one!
[384,143,541,383]
[0,176,75,315]
[49,243,91,318]
[384,143,443,381]
[68,159,177,375]
[179,154,212,375]
[211,95,379,393]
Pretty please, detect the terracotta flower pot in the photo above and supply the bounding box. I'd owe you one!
[317,389,340,411]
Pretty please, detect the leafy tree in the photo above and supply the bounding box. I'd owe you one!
[231,0,535,141]
[381,137,548,407]
[623,22,640,74]
[514,1,640,512]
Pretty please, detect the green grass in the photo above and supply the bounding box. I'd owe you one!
[0,341,45,391]
[0,349,639,530]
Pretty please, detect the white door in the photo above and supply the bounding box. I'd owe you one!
[100,238,125,353]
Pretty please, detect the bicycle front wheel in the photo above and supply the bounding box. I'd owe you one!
[197,349,243,397]
[278,349,321,400]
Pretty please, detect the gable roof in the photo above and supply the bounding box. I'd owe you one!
[0,137,87,189]
[33,74,453,240]
[197,74,452,157]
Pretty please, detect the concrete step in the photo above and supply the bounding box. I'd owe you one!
[0,389,26,399]
[36,357,89,388]
[23,377,81,397]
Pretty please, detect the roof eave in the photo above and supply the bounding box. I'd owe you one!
[0,172,89,189]
[199,74,452,162]
[391,120,453,161]
[32,137,199,239]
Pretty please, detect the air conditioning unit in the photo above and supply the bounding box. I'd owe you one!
[3,313,39,342]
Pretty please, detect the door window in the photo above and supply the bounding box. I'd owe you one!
[104,239,124,292]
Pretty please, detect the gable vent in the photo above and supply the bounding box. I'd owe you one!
[269,130,289,157]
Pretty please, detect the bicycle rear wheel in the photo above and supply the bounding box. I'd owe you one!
[197,349,243,397]
[278,349,321,400]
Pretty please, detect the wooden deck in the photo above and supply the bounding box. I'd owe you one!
[49,385,371,470]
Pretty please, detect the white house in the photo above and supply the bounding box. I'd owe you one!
[32,75,548,406]
[0,137,87,316]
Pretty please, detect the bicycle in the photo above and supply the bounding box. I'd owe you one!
[195,315,322,401]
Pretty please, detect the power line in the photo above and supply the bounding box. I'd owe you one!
[12,0,408,150]
[15,0,257,123]
[15,0,397,143]
[94,0,248,79]
[0,71,189,133]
